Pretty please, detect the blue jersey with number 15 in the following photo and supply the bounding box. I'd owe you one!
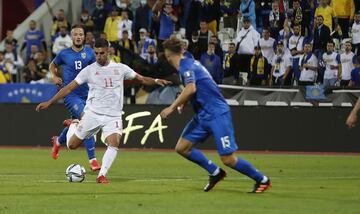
[52,47,96,99]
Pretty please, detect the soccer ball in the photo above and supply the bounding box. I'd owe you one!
[65,164,86,182]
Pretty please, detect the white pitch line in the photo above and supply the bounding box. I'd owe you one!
[2,176,360,183]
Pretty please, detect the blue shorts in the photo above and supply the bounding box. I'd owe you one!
[181,111,238,155]
[64,96,86,119]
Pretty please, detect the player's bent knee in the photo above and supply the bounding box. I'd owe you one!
[220,154,237,167]
[175,138,193,156]
[105,133,121,147]
[67,135,83,150]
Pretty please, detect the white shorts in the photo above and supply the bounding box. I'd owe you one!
[75,110,122,141]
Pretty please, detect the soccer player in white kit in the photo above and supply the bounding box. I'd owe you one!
[36,38,171,183]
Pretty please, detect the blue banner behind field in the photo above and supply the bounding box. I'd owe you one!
[0,84,58,103]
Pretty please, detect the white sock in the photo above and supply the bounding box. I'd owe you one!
[211,167,220,176]
[55,138,60,146]
[66,123,77,149]
[98,146,118,178]
[261,176,269,183]
[89,158,97,163]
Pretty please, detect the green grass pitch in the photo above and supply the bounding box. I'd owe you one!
[0,148,359,213]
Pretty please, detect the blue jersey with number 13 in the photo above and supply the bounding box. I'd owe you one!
[52,47,96,99]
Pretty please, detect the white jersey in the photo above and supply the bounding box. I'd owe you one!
[288,35,304,59]
[75,61,137,117]
[322,52,341,79]
[340,52,355,80]
[299,53,318,82]
[352,22,360,44]
[271,53,292,78]
[259,37,275,63]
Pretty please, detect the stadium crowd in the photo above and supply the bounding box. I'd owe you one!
[1,0,360,94]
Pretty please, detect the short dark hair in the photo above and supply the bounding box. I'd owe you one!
[71,24,85,32]
[317,15,324,20]
[263,27,271,32]
[94,38,110,48]
[162,38,183,54]
[327,40,335,46]
[345,41,352,45]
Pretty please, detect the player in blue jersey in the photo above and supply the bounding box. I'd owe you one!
[49,24,100,171]
[160,38,271,193]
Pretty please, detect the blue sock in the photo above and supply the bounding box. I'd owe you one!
[57,127,69,145]
[232,158,264,182]
[186,148,218,174]
[84,137,96,160]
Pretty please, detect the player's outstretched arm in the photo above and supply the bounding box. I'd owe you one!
[36,80,79,112]
[346,98,360,128]
[160,83,196,119]
[135,74,172,86]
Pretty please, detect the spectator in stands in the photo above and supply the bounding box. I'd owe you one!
[221,0,240,31]
[137,28,156,59]
[20,20,47,61]
[145,52,182,105]
[299,42,318,86]
[352,11,360,56]
[270,41,291,86]
[109,46,121,63]
[288,24,305,85]
[330,0,354,39]
[100,32,108,39]
[4,30,18,52]
[145,43,158,64]
[118,10,133,40]
[153,1,178,52]
[185,0,202,41]
[210,35,224,64]
[240,0,256,29]
[80,10,95,33]
[33,51,51,84]
[0,52,11,83]
[322,41,341,87]
[356,0,360,13]
[315,0,338,33]
[249,46,270,86]
[118,30,136,65]
[201,0,221,35]
[198,20,213,56]
[23,59,41,83]
[268,0,284,38]
[235,17,260,85]
[113,0,134,20]
[349,56,360,87]
[5,43,24,83]
[188,31,201,60]
[92,0,109,37]
[259,27,275,69]
[51,9,71,41]
[28,45,40,63]
[52,26,72,56]
[35,52,49,77]
[223,42,240,84]
[181,39,193,59]
[200,42,223,84]
[340,41,356,87]
[104,7,122,47]
[134,0,154,41]
[289,0,304,36]
[85,31,95,48]
[313,15,331,56]
[119,30,136,52]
